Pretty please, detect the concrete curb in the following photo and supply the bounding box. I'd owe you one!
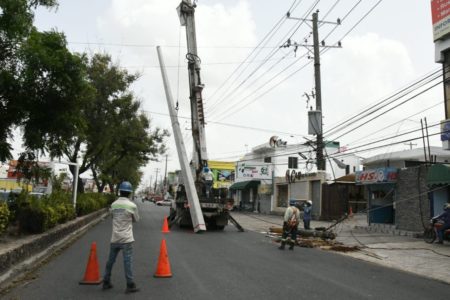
[0,208,109,290]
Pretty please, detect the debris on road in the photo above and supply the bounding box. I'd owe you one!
[267,226,359,253]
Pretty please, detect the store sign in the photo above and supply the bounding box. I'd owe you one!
[355,168,398,184]
[441,120,450,141]
[432,0,450,41]
[236,162,272,181]
[208,161,235,189]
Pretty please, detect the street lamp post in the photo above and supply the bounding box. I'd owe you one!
[55,160,80,208]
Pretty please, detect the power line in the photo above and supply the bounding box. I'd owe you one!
[205,0,299,107]
[68,41,281,49]
[344,100,442,148]
[324,68,442,136]
[327,79,442,142]
[141,109,304,137]
[207,0,320,115]
[208,0,378,123]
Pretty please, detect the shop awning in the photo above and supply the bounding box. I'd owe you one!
[427,164,450,185]
[229,180,260,190]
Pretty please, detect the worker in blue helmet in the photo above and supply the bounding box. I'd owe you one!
[102,181,140,293]
[202,167,214,198]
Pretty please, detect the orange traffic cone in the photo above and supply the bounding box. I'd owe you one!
[154,239,172,278]
[162,216,170,233]
[349,206,354,218]
[79,242,102,285]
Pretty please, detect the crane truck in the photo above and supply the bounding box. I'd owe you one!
[157,0,243,232]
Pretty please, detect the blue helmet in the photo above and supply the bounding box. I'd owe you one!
[118,181,133,193]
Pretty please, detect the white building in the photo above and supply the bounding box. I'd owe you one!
[231,137,363,217]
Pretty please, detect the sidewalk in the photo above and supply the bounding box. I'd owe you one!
[231,211,450,285]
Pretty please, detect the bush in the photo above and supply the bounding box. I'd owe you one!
[17,191,76,234]
[76,193,109,216]
[16,191,108,234]
[7,191,27,224]
[0,202,9,235]
[46,192,76,223]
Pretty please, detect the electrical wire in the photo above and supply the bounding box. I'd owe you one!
[324,68,442,137]
[206,0,300,108]
[207,0,320,115]
[209,0,380,123]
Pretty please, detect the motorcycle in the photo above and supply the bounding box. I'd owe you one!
[423,219,450,243]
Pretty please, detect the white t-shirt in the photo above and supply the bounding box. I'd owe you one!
[110,197,139,243]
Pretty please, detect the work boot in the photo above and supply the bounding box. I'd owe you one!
[102,281,113,290]
[125,282,140,294]
[278,242,285,250]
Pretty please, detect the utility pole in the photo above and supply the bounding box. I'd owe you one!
[163,154,168,193]
[312,12,325,171]
[404,142,417,150]
[285,10,341,171]
[154,168,160,192]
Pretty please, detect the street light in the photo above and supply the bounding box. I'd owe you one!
[55,160,79,208]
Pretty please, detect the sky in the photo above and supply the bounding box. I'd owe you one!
[25,0,443,189]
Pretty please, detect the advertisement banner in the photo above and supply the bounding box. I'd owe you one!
[431,0,450,41]
[208,161,235,189]
[355,167,398,184]
[235,162,272,182]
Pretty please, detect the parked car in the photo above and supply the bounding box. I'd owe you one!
[156,199,172,206]
[29,192,45,199]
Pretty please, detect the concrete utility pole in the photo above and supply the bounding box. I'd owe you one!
[285,11,341,171]
[154,168,159,192]
[157,46,206,232]
[163,154,168,192]
[312,12,325,171]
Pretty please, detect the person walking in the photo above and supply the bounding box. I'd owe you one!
[102,181,140,293]
[279,202,301,250]
[303,200,312,230]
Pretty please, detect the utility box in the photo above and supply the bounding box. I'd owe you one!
[308,110,322,135]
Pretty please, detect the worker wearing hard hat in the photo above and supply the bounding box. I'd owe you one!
[303,200,312,230]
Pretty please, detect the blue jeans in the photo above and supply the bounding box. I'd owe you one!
[103,242,134,285]
[437,224,450,242]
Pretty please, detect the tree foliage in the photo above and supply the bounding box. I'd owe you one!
[0,0,68,161]
[60,54,168,192]
[0,2,168,191]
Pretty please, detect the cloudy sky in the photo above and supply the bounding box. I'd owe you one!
[30,0,443,188]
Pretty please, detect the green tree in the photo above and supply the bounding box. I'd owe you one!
[0,0,59,161]
[59,54,168,192]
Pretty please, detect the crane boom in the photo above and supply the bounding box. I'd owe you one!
[177,0,208,181]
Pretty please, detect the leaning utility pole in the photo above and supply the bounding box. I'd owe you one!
[285,10,341,171]
[157,46,206,232]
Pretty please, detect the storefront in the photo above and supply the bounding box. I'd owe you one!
[356,167,398,224]
[426,164,450,216]
[230,162,273,212]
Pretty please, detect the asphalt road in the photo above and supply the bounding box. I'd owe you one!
[3,201,450,300]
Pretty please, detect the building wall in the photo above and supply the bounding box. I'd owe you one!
[395,165,430,232]
[258,194,272,214]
